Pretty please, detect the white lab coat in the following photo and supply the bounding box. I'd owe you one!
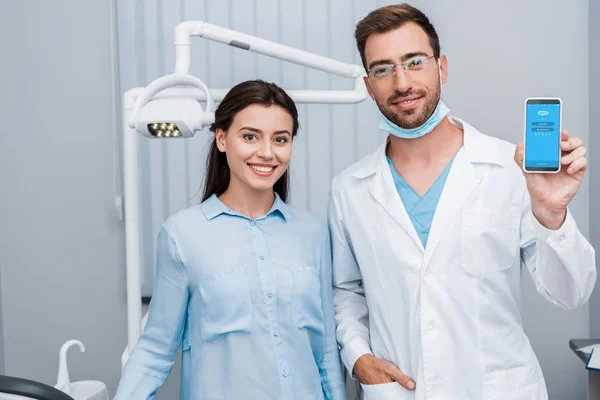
[329,117,596,400]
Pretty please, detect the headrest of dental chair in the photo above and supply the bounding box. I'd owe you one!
[0,376,74,400]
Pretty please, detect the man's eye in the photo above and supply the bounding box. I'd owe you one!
[406,58,425,70]
[373,66,392,76]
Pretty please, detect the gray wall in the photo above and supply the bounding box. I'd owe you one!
[590,0,600,338]
[0,0,126,395]
[0,259,4,376]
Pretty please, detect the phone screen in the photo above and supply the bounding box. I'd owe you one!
[525,99,561,172]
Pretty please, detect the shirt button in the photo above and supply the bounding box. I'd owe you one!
[259,254,265,260]
[273,330,279,337]
[423,271,430,279]
[250,221,256,226]
[282,370,288,377]
[267,292,273,298]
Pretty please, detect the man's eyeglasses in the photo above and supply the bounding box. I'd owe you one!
[368,56,436,80]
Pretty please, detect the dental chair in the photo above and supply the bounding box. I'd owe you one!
[0,376,73,400]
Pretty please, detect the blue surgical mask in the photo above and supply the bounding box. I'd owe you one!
[378,100,450,139]
[377,67,449,139]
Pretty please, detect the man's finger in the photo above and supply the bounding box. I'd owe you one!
[514,142,524,169]
[385,363,416,391]
[561,136,583,152]
[567,156,587,175]
[561,146,587,165]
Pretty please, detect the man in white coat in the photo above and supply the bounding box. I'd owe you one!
[329,4,596,400]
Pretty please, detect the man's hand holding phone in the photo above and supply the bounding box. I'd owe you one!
[515,129,588,230]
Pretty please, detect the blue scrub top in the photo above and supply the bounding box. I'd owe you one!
[387,157,454,247]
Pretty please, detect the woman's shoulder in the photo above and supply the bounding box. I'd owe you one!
[283,203,328,240]
[162,204,207,237]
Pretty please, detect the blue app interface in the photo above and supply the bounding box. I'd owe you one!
[525,102,560,169]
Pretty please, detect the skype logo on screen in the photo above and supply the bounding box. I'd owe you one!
[538,110,549,116]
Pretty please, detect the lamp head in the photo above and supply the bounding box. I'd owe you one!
[135,97,205,138]
[129,73,215,139]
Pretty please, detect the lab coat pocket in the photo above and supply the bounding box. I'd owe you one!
[483,363,546,400]
[360,382,412,400]
[197,265,253,342]
[289,265,324,335]
[461,209,521,275]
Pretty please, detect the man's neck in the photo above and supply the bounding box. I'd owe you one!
[386,117,463,167]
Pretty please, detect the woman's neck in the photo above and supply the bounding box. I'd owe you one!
[218,183,276,220]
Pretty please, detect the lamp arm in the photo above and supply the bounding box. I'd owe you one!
[173,21,365,79]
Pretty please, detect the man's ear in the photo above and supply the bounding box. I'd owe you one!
[439,55,448,84]
[363,76,376,101]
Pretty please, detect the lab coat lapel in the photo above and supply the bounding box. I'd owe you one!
[369,153,425,253]
[423,149,482,268]
[422,116,505,268]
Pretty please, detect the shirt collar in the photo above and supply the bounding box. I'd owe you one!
[449,116,504,167]
[200,192,290,221]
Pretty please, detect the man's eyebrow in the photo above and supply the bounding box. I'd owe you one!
[367,52,432,70]
[368,59,393,71]
[401,51,430,61]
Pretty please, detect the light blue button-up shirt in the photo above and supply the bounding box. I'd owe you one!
[114,194,346,400]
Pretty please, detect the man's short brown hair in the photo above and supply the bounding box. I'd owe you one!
[355,4,441,71]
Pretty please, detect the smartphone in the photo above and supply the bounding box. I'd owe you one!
[523,98,562,173]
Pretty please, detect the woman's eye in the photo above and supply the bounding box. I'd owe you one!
[243,134,257,141]
[274,137,288,143]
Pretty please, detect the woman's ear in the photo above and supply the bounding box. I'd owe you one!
[215,129,227,152]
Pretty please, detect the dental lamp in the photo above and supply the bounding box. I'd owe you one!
[121,21,368,368]
[128,73,215,139]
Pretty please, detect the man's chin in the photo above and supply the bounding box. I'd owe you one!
[388,116,426,130]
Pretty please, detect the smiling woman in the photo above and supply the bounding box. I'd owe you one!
[114,80,346,400]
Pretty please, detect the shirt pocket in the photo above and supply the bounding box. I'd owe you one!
[461,209,521,275]
[288,264,324,335]
[196,265,253,342]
